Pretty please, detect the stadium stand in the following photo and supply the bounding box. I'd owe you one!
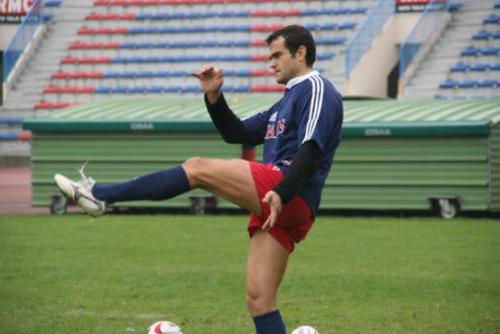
[7,0,371,109]
[2,0,498,117]
[402,0,500,99]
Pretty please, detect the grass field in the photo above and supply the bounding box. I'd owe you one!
[0,214,499,334]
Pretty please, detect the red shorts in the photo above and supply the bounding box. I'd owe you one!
[247,161,314,253]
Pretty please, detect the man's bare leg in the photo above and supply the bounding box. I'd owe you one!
[182,157,261,215]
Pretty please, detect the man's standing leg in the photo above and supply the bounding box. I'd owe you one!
[247,230,289,334]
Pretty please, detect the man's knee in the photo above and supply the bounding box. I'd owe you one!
[182,156,208,186]
[246,288,276,316]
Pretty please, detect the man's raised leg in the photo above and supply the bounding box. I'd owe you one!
[55,157,261,216]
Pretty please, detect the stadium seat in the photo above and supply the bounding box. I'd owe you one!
[470,64,489,72]
[450,63,468,72]
[458,80,479,89]
[439,79,458,89]
[43,86,96,94]
[86,13,136,20]
[448,2,463,11]
[44,0,62,7]
[461,47,480,57]
[251,85,285,92]
[34,101,75,110]
[478,79,497,88]
[473,30,491,40]
[482,47,500,55]
[483,15,500,25]
[0,131,32,141]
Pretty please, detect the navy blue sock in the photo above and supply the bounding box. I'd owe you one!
[92,166,190,203]
[253,310,286,334]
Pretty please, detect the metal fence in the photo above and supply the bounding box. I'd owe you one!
[344,0,394,79]
[399,0,450,78]
[3,0,44,82]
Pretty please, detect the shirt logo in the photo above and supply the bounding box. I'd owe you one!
[265,118,286,140]
[269,112,277,122]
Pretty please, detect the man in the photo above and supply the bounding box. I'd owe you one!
[54,25,343,334]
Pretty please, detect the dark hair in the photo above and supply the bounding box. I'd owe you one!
[266,25,316,67]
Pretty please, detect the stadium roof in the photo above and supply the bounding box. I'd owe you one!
[24,97,500,137]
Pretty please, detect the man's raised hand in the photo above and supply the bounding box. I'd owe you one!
[193,65,224,103]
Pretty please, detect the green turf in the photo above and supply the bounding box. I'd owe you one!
[0,215,499,334]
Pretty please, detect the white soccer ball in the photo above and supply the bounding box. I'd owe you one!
[291,325,319,334]
[146,321,183,334]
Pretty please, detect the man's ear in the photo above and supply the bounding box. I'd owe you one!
[296,45,307,63]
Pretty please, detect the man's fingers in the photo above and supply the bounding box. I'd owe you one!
[192,65,214,79]
[262,213,276,230]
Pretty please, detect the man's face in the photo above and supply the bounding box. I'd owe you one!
[268,36,303,84]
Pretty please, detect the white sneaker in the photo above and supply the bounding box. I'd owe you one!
[54,162,106,216]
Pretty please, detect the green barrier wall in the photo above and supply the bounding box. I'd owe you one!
[30,132,489,211]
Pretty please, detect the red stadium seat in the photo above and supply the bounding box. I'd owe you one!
[250,54,268,61]
[251,85,285,92]
[34,101,77,110]
[70,42,120,49]
[61,57,112,64]
[251,69,275,77]
[78,27,128,35]
[43,86,95,94]
[52,71,103,79]
[250,10,300,17]
[251,23,285,32]
[86,12,136,20]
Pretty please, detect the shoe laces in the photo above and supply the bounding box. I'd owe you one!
[77,161,96,190]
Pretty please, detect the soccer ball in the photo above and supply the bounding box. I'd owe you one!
[146,321,183,334]
[291,325,319,334]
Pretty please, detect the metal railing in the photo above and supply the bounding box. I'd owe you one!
[3,0,44,82]
[399,0,450,78]
[345,0,394,79]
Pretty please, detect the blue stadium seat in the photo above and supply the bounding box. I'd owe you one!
[148,86,164,93]
[349,7,368,14]
[458,80,478,89]
[0,117,24,125]
[448,2,463,11]
[450,63,468,72]
[483,15,500,25]
[483,47,500,55]
[439,79,458,89]
[316,37,346,45]
[164,86,182,93]
[95,87,113,94]
[491,63,500,71]
[478,80,496,88]
[121,71,138,78]
[129,86,148,94]
[473,30,491,40]
[470,63,488,72]
[103,71,123,78]
[112,87,128,94]
[461,47,480,56]
[141,71,155,78]
[44,0,61,7]
[181,86,203,93]
[339,22,357,30]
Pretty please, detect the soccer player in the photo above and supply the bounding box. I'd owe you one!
[54,25,343,334]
